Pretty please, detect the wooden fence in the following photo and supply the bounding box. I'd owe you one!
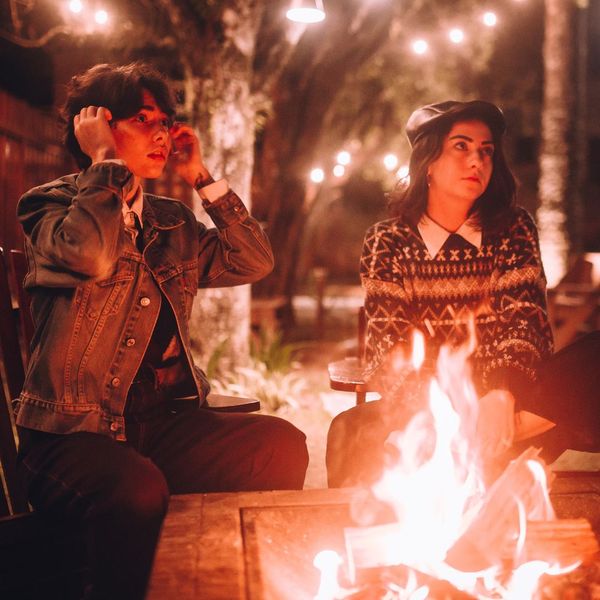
[0,90,73,252]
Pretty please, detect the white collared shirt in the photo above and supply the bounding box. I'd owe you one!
[123,185,144,222]
[417,213,482,258]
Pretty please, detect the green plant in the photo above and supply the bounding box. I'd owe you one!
[205,338,229,380]
[209,357,307,412]
[250,328,302,373]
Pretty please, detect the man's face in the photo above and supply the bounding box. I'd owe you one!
[111,89,172,179]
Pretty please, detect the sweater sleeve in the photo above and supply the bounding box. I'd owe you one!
[481,209,554,406]
[360,221,415,389]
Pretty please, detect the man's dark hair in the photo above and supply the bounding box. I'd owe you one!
[388,114,517,232]
[61,62,176,169]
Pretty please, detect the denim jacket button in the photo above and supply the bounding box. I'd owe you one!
[111,377,121,387]
[110,421,120,432]
[139,297,151,307]
[126,338,136,347]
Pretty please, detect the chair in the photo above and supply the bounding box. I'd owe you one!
[327,306,373,404]
[0,247,89,598]
[547,253,600,350]
[0,247,259,596]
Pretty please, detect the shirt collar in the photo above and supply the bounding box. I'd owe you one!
[122,185,144,221]
[417,213,482,258]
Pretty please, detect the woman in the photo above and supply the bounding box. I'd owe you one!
[326,100,599,487]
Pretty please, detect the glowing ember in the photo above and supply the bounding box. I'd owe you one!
[314,333,598,599]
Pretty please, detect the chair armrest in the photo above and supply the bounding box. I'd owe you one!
[328,357,371,392]
[205,393,260,413]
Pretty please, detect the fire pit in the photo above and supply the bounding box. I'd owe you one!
[146,482,599,600]
[148,331,599,600]
[309,332,600,599]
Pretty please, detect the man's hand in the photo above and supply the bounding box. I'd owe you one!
[477,389,516,459]
[73,106,117,164]
[169,123,211,187]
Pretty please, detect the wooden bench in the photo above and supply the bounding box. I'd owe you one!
[0,247,260,597]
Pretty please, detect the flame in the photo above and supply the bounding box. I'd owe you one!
[313,550,342,600]
[410,329,425,370]
[314,328,593,599]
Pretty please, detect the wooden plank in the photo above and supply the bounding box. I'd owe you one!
[206,393,260,413]
[146,495,205,599]
[0,248,28,515]
[147,489,358,600]
[242,503,352,600]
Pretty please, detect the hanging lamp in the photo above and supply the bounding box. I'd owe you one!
[286,0,326,24]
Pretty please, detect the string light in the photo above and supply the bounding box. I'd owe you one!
[336,151,351,166]
[383,153,399,171]
[448,28,465,44]
[305,5,508,180]
[396,165,410,180]
[310,168,325,183]
[94,9,108,24]
[68,0,83,14]
[411,39,429,55]
[482,11,497,27]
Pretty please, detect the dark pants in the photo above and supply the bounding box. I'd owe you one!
[18,407,308,600]
[326,331,600,488]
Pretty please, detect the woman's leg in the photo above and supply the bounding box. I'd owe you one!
[18,429,169,600]
[326,400,414,488]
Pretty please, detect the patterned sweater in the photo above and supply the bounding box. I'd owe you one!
[360,207,554,409]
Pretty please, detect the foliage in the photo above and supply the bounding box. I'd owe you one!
[204,337,230,381]
[208,328,307,412]
[209,357,307,412]
[249,328,303,373]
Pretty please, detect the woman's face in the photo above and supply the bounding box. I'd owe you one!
[426,119,494,215]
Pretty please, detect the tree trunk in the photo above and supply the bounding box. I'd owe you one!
[252,2,396,310]
[187,2,265,370]
[148,0,266,368]
[537,0,576,287]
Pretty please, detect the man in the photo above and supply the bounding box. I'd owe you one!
[15,62,308,600]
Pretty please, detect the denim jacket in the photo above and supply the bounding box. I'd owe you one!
[15,162,273,440]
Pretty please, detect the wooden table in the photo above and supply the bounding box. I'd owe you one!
[148,476,600,600]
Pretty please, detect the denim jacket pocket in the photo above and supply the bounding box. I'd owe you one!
[93,259,136,316]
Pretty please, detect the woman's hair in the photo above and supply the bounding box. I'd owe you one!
[388,114,517,232]
[61,62,176,169]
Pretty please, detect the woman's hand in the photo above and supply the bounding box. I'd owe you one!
[169,123,211,187]
[477,389,516,458]
[73,106,117,164]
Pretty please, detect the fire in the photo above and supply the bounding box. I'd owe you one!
[313,551,342,600]
[315,331,598,599]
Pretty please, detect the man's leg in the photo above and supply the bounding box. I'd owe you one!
[143,410,308,493]
[18,429,169,600]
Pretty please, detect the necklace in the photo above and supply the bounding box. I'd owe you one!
[424,211,460,234]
